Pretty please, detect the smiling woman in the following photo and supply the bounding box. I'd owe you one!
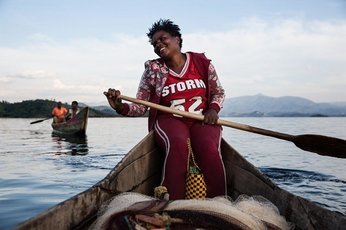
[104,19,227,200]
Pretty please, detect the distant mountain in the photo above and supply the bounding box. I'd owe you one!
[330,101,346,107]
[92,105,119,116]
[220,94,346,117]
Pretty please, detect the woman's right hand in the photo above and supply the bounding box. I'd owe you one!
[103,88,124,113]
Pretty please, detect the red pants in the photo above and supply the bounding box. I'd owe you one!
[154,115,227,200]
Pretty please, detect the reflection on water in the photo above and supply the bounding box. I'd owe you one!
[51,133,88,155]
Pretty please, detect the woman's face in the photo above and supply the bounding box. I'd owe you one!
[151,30,181,59]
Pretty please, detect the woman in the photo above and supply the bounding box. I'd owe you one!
[104,19,226,199]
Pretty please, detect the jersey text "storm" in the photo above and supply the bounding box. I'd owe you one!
[162,79,206,97]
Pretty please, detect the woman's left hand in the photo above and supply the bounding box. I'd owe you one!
[203,109,219,125]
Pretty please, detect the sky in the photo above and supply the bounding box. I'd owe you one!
[1,0,346,105]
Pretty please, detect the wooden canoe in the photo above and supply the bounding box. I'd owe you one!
[14,131,346,230]
[51,107,89,136]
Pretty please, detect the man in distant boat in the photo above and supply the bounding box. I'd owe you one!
[51,101,68,123]
[66,101,80,120]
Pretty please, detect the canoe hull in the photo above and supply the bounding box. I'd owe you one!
[14,131,346,230]
[51,107,89,136]
[220,137,346,230]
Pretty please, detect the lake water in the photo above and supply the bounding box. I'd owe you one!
[0,117,345,229]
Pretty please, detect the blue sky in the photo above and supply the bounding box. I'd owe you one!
[1,0,346,104]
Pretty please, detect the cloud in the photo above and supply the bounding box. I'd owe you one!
[53,79,74,89]
[27,33,56,43]
[1,18,346,103]
[12,70,52,79]
[184,18,346,102]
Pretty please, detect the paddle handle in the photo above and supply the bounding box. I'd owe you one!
[118,95,294,141]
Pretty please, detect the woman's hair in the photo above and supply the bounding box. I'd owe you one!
[147,19,183,48]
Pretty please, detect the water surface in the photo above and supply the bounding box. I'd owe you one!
[0,117,345,229]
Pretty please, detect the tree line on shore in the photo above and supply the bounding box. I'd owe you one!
[0,99,116,118]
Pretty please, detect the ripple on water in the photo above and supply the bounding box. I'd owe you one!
[260,167,346,215]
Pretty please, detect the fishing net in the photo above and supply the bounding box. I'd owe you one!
[91,192,294,230]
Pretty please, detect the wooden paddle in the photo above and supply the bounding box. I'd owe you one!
[30,117,51,124]
[118,95,346,158]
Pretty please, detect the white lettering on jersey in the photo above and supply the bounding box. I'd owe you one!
[162,87,169,97]
[176,82,186,91]
[170,96,203,116]
[185,79,196,89]
[194,79,206,88]
[162,79,206,97]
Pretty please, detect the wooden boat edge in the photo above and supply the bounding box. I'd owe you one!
[221,138,346,229]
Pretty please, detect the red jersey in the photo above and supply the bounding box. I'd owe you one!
[160,53,207,117]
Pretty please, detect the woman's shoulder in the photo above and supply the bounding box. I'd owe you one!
[144,58,167,72]
[186,51,210,61]
[145,57,163,65]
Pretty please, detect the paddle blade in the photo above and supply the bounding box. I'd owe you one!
[30,118,51,124]
[30,119,44,124]
[293,134,346,158]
